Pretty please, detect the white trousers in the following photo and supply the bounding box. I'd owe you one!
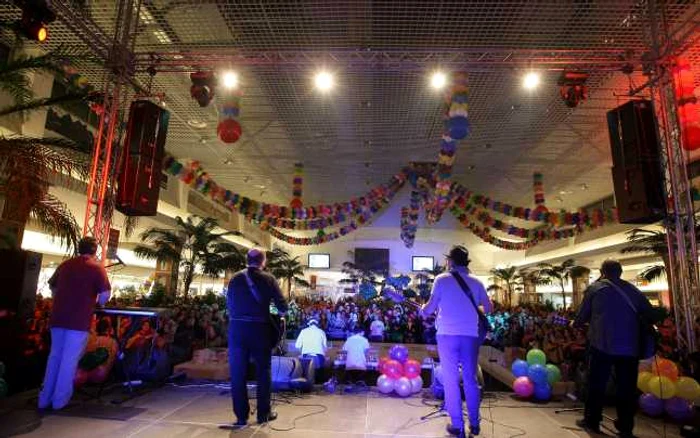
[38,328,89,410]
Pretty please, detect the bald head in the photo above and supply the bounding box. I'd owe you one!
[247,248,266,268]
[600,259,623,280]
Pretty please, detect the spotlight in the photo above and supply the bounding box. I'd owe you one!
[190,71,215,107]
[558,71,589,108]
[314,71,334,92]
[222,71,238,89]
[523,72,540,90]
[430,71,447,90]
[17,0,55,43]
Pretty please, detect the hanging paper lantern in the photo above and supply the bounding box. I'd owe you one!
[673,58,696,101]
[448,116,470,140]
[217,119,241,143]
[290,162,304,208]
[682,120,700,151]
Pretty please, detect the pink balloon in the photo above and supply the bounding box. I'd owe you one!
[513,376,534,398]
[404,359,421,379]
[384,359,404,379]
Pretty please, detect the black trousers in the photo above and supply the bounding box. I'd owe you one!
[228,321,272,423]
[584,347,638,434]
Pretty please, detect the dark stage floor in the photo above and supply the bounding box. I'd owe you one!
[0,385,684,438]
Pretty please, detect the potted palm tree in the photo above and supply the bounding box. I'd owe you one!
[133,215,241,299]
[489,266,519,307]
[268,250,310,300]
[537,259,588,309]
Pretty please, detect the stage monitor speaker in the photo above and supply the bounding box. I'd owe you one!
[0,249,42,318]
[116,100,170,216]
[607,99,666,224]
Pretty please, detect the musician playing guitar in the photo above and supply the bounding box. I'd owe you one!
[224,248,288,430]
[420,246,492,438]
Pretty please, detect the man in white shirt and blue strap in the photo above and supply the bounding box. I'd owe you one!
[295,319,327,370]
[422,245,492,438]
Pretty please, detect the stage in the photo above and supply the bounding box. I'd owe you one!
[0,385,683,438]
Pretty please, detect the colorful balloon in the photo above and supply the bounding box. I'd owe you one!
[217,119,242,144]
[528,364,549,385]
[384,359,404,379]
[638,359,652,374]
[511,359,529,378]
[74,368,89,388]
[378,356,390,374]
[377,374,395,394]
[395,377,413,397]
[639,393,664,416]
[389,345,410,363]
[675,377,700,401]
[533,382,552,401]
[545,364,561,385]
[403,359,421,379]
[513,376,534,398]
[526,349,547,366]
[648,376,677,400]
[652,358,680,382]
[665,397,693,421]
[410,376,424,393]
[638,371,653,393]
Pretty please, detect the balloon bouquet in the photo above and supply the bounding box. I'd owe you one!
[376,345,424,397]
[511,348,561,401]
[638,356,699,421]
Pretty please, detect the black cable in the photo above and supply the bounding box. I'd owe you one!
[268,398,328,432]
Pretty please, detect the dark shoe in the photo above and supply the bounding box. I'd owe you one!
[576,418,601,434]
[613,419,637,438]
[218,420,247,430]
[469,424,481,436]
[258,411,278,424]
[446,424,462,436]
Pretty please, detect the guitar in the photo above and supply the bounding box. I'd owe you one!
[381,286,422,311]
[269,310,287,354]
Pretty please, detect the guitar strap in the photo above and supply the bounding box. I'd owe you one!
[244,270,264,306]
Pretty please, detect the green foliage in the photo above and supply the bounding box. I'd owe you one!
[266,247,309,298]
[537,259,587,309]
[141,283,173,307]
[117,285,141,305]
[199,290,225,307]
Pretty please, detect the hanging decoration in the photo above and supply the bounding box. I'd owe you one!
[217,91,242,144]
[532,172,549,215]
[400,190,422,248]
[290,162,304,209]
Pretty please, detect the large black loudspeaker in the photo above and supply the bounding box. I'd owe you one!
[607,100,666,224]
[116,100,170,216]
[0,249,42,318]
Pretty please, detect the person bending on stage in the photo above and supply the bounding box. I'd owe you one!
[421,245,491,437]
[342,325,370,382]
[225,248,288,429]
[574,260,653,438]
[295,319,327,370]
[39,237,111,410]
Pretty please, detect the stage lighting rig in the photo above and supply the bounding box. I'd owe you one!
[558,71,589,108]
[15,0,55,42]
[190,71,216,107]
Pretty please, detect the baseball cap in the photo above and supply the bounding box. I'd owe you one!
[446,245,470,266]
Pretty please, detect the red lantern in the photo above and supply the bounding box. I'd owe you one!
[679,102,700,125]
[673,67,695,101]
[682,120,700,151]
[290,198,303,209]
[217,119,242,144]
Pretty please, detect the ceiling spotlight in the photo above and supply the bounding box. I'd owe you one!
[430,71,447,90]
[18,0,55,43]
[314,71,334,92]
[222,71,238,89]
[523,72,541,90]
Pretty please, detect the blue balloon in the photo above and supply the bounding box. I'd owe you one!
[533,382,552,401]
[448,116,470,140]
[390,345,409,363]
[528,364,548,385]
[511,359,529,378]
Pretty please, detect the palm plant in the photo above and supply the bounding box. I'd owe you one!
[415,264,445,301]
[267,249,310,299]
[0,48,91,252]
[133,215,239,299]
[537,259,588,309]
[489,266,519,307]
[621,228,670,282]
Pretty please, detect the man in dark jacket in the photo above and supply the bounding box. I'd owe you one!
[574,260,653,438]
[224,248,288,429]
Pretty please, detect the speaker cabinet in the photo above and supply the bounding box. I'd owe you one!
[607,100,666,224]
[116,100,170,216]
[0,249,42,318]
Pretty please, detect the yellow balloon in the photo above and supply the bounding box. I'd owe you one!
[648,376,677,400]
[676,377,700,401]
[638,371,653,393]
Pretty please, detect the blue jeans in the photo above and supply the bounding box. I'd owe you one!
[39,328,89,410]
[437,335,481,429]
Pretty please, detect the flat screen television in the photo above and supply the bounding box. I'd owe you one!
[354,248,389,274]
[308,253,330,269]
[412,256,434,272]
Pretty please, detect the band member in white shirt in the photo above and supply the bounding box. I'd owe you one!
[422,245,492,438]
[295,319,327,370]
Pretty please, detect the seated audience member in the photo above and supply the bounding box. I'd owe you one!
[126,319,155,351]
[295,319,327,370]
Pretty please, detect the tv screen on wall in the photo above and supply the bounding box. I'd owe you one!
[308,253,330,269]
[412,256,434,272]
[354,248,389,274]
